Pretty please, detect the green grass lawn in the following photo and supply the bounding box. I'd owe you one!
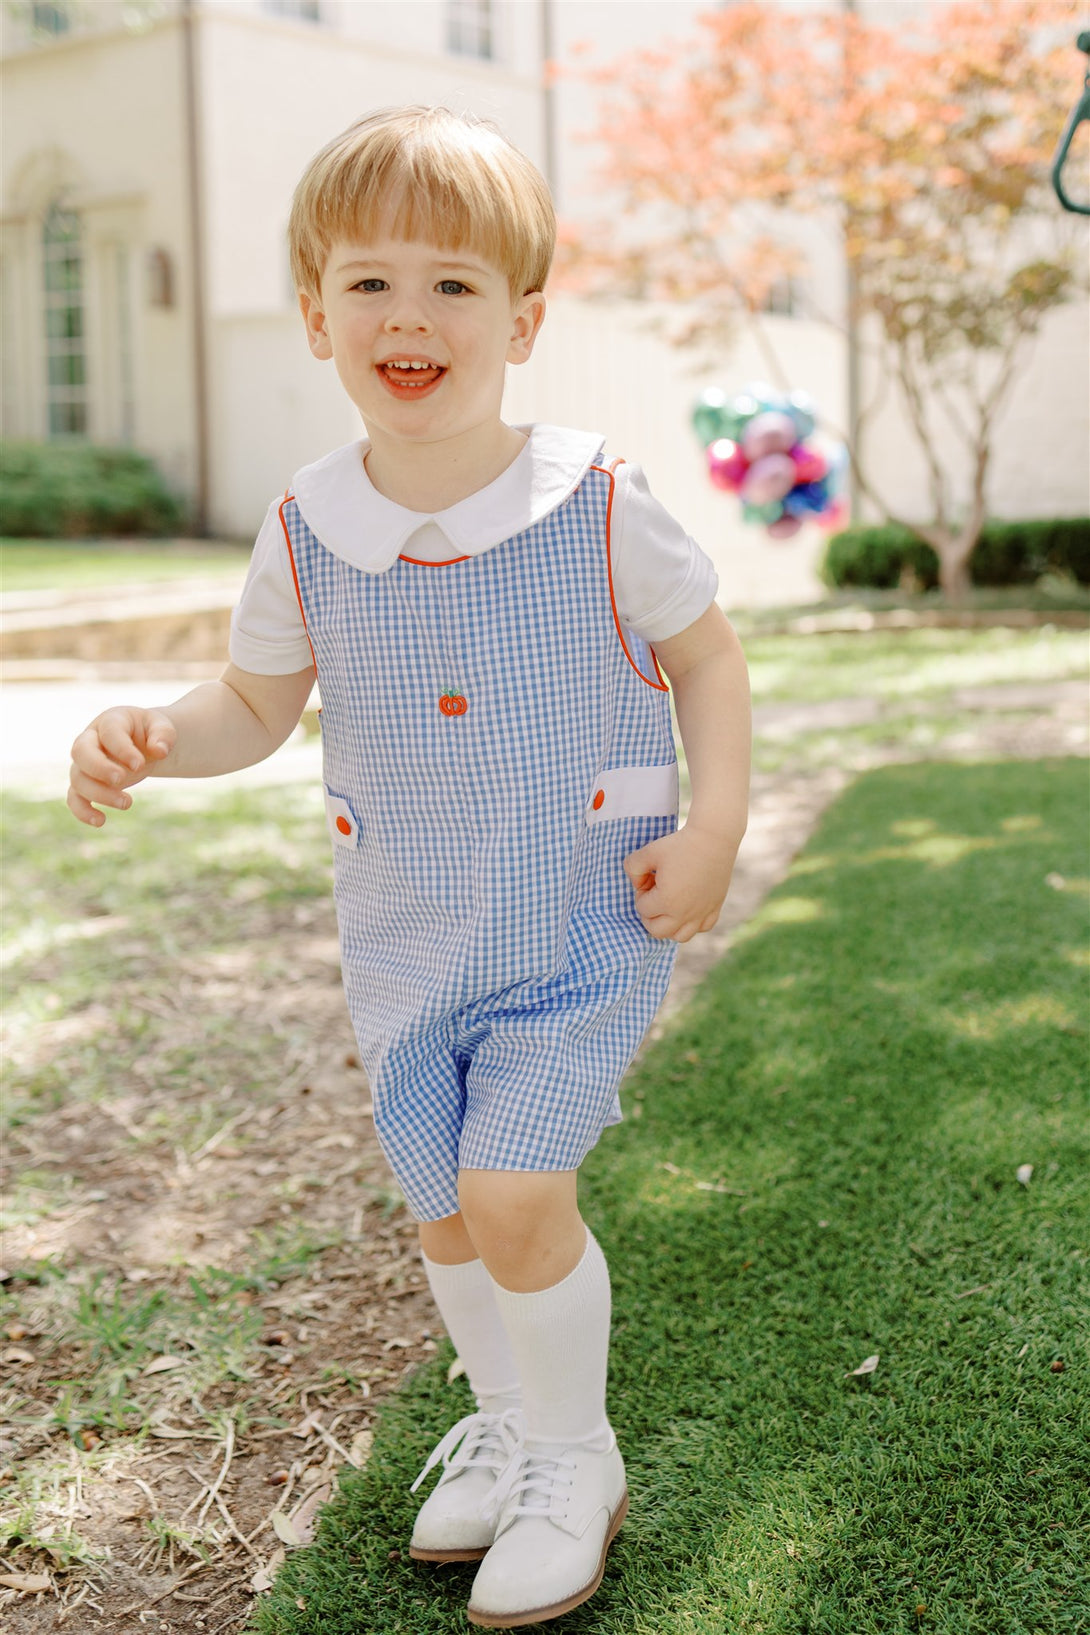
[3,758,1086,1630]
[742,625,1088,706]
[1,538,251,591]
[730,583,1090,631]
[245,759,1089,1635]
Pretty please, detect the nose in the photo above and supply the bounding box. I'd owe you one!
[383,291,432,335]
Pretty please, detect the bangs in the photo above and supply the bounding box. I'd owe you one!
[289,107,555,300]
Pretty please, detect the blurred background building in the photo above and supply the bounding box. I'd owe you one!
[2,0,1086,606]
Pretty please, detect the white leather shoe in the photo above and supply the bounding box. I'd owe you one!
[466,1429,628,1627]
[409,1409,524,1563]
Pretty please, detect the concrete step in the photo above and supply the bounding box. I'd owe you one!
[0,578,243,662]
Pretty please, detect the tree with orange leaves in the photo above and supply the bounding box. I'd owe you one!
[555,0,1086,598]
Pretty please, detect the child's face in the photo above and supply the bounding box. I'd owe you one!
[299,235,545,453]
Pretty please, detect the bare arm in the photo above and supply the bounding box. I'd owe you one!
[622,603,751,942]
[658,602,751,849]
[67,663,315,827]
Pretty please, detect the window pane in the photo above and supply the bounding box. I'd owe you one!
[447,0,492,60]
[33,3,71,34]
[45,305,83,340]
[48,352,86,388]
[42,202,88,440]
[43,208,79,244]
[44,253,80,293]
[49,400,86,436]
[262,0,320,20]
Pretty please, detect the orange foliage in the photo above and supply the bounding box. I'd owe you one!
[551,0,1086,595]
[553,0,1084,357]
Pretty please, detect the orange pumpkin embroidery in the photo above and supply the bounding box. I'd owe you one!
[439,689,468,716]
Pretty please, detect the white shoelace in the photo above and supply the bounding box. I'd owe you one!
[409,1408,524,1496]
[478,1443,577,1526]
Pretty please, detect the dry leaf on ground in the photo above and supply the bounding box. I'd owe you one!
[250,1546,286,1594]
[0,1571,53,1592]
[287,1482,333,1547]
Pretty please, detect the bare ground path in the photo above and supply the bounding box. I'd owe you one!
[1,659,1087,1631]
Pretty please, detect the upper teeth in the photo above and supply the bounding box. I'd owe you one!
[388,360,433,369]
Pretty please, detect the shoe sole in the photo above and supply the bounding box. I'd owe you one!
[465,1487,629,1628]
[409,1542,491,1564]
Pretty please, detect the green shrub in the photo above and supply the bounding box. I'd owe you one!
[822,516,1090,590]
[822,524,940,590]
[0,440,185,538]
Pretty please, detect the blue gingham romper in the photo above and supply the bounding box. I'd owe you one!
[280,460,680,1221]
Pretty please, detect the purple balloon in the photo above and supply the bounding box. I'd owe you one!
[742,411,798,461]
[741,451,797,506]
[767,513,804,540]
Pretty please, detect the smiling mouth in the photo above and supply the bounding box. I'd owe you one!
[378,361,447,394]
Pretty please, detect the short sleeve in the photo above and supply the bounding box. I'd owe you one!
[228,500,315,675]
[610,462,719,643]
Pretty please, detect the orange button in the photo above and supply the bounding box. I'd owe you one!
[335,815,352,836]
[592,789,605,811]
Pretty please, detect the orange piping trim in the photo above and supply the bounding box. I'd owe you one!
[399,551,473,566]
[278,491,318,675]
[589,462,669,693]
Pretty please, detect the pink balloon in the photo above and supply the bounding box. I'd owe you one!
[706,438,749,492]
[767,513,804,540]
[742,410,798,461]
[791,444,829,485]
[819,495,850,532]
[741,451,797,505]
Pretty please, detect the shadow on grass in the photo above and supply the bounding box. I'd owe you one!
[245,759,1088,1634]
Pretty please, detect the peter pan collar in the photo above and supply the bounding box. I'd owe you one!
[290,423,606,574]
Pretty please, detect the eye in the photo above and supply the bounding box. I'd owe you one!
[353,278,387,293]
[437,279,471,296]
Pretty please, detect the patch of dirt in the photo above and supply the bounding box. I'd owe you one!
[1,691,1086,1633]
[1,931,435,1634]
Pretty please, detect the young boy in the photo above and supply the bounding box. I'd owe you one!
[67,106,750,1627]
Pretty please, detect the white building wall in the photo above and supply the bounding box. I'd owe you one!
[501,295,842,610]
[856,300,1090,529]
[209,311,358,537]
[4,0,1086,580]
[545,0,1090,558]
[0,18,196,490]
[198,3,548,320]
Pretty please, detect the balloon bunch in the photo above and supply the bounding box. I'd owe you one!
[692,383,849,540]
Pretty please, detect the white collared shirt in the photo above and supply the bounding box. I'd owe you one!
[228,423,718,674]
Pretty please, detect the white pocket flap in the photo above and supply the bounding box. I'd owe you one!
[585,763,679,826]
[324,789,360,848]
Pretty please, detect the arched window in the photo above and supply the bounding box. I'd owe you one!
[42,201,88,437]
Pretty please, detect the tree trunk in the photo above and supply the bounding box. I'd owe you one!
[936,535,975,602]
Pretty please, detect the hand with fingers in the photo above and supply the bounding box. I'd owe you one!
[623,825,738,944]
[67,707,178,828]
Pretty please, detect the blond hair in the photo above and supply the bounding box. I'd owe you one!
[288,106,556,300]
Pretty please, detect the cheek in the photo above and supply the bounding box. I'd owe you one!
[333,317,379,366]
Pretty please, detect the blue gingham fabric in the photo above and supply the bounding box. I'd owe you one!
[282,463,679,1221]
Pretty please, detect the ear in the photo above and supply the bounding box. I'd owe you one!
[507,290,547,366]
[299,290,333,361]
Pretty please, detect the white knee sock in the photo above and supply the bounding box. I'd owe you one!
[488,1228,612,1452]
[420,1251,522,1416]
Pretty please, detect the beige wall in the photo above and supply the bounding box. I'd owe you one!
[857,300,1090,528]
[502,295,842,610]
[0,18,197,490]
[4,0,1086,586]
[208,310,358,538]
[198,5,547,319]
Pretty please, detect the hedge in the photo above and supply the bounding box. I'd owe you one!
[0,440,185,538]
[822,517,1090,590]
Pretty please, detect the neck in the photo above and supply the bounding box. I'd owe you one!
[363,421,528,512]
